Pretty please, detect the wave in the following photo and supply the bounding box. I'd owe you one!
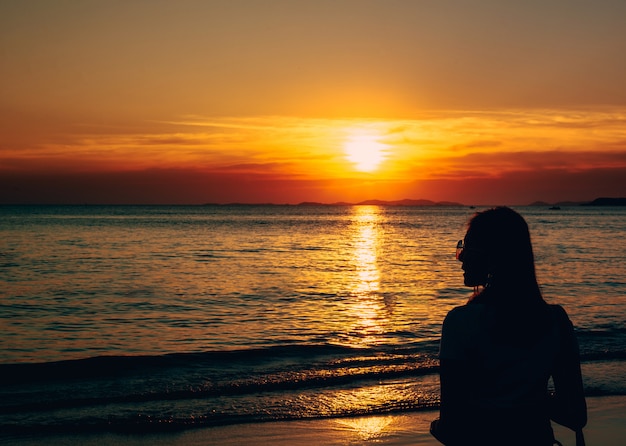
[0,342,440,393]
[0,343,442,435]
[2,331,621,385]
[577,327,626,362]
[2,341,625,436]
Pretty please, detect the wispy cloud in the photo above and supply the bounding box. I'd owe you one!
[2,109,625,193]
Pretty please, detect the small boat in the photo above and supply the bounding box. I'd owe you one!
[549,206,561,210]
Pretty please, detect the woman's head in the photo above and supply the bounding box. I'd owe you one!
[460,207,539,296]
[461,208,549,343]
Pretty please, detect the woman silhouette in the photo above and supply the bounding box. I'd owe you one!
[430,207,587,446]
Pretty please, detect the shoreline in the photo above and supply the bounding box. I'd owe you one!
[4,395,625,446]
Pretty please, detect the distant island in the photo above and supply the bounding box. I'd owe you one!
[529,197,626,207]
[5,197,624,207]
[206,197,626,207]
[583,197,626,206]
[296,198,463,207]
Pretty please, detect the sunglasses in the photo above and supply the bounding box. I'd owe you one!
[456,240,464,260]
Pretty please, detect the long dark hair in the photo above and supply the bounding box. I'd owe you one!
[467,206,544,303]
[467,207,549,344]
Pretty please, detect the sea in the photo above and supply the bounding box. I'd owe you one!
[1,204,625,439]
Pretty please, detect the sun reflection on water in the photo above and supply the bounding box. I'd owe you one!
[347,205,390,346]
[353,207,381,296]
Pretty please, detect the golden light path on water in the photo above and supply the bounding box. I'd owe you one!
[352,206,381,296]
[348,205,387,345]
[322,206,404,425]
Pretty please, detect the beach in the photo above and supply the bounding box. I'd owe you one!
[2,206,625,444]
[3,0,626,441]
[4,396,624,446]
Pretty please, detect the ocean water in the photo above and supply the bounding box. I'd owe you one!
[1,205,625,436]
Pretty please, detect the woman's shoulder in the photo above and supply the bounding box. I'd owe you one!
[546,303,570,320]
[444,300,570,327]
[444,302,487,325]
[546,304,575,331]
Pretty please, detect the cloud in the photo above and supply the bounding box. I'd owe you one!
[3,164,625,206]
[408,166,626,205]
[0,168,343,205]
[2,110,626,204]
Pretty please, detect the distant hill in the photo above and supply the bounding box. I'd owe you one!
[301,196,626,208]
[205,196,625,207]
[356,198,463,206]
[297,198,464,207]
[582,197,626,206]
[528,197,626,207]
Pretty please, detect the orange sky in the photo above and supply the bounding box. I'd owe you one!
[2,1,626,205]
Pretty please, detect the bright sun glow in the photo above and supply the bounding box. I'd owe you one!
[343,130,388,172]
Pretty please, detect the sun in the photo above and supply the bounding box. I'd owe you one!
[343,130,388,172]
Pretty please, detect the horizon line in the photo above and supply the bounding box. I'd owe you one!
[2,197,624,208]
